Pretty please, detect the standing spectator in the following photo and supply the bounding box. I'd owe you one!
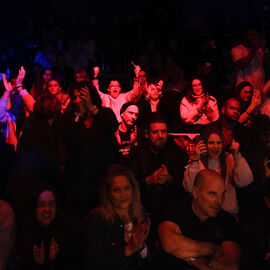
[234,81,262,125]
[183,126,253,215]
[30,68,53,99]
[231,28,269,90]
[92,66,142,122]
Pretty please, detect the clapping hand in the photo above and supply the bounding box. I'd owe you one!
[49,237,59,261]
[33,242,45,265]
[126,217,150,256]
[15,66,25,90]
[2,74,13,93]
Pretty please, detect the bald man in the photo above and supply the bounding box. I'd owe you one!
[158,169,241,270]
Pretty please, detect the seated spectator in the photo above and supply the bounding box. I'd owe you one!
[47,78,70,113]
[0,67,35,149]
[83,164,152,270]
[240,183,270,270]
[16,183,80,270]
[114,102,139,161]
[183,126,253,215]
[0,199,16,270]
[234,81,262,125]
[180,77,219,128]
[127,112,188,216]
[92,65,142,122]
[158,169,241,270]
[30,68,53,99]
[206,97,251,156]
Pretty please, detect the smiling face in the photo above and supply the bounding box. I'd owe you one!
[239,86,253,103]
[108,80,121,99]
[207,133,223,160]
[192,172,225,222]
[36,191,57,227]
[191,79,203,96]
[48,80,62,95]
[110,175,133,212]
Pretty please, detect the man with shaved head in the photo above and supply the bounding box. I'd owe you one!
[158,169,241,270]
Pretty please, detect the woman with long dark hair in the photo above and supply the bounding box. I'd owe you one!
[15,183,80,270]
[83,164,152,270]
[234,81,262,125]
[180,77,219,126]
[183,127,253,215]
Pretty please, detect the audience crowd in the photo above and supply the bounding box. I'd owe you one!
[0,11,270,270]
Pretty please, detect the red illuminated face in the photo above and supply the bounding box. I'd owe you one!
[239,86,253,103]
[36,191,57,227]
[43,70,52,83]
[192,177,225,221]
[121,105,139,126]
[139,71,147,84]
[75,71,89,82]
[207,133,223,160]
[222,99,241,122]
[108,80,121,99]
[146,122,167,150]
[110,175,133,211]
[192,79,203,96]
[147,84,161,100]
[48,80,61,95]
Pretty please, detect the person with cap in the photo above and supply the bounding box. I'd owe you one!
[114,102,139,162]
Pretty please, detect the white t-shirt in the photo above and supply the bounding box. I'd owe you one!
[231,44,265,90]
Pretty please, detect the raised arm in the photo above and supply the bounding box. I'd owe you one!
[0,74,13,120]
[238,90,262,124]
[124,64,141,102]
[229,140,253,187]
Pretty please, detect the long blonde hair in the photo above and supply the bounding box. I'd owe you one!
[97,164,143,224]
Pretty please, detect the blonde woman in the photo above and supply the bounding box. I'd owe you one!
[83,164,151,270]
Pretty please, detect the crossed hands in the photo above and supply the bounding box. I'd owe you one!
[33,238,59,264]
[125,217,150,256]
[146,164,172,185]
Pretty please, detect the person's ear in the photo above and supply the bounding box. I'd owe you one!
[192,186,199,199]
